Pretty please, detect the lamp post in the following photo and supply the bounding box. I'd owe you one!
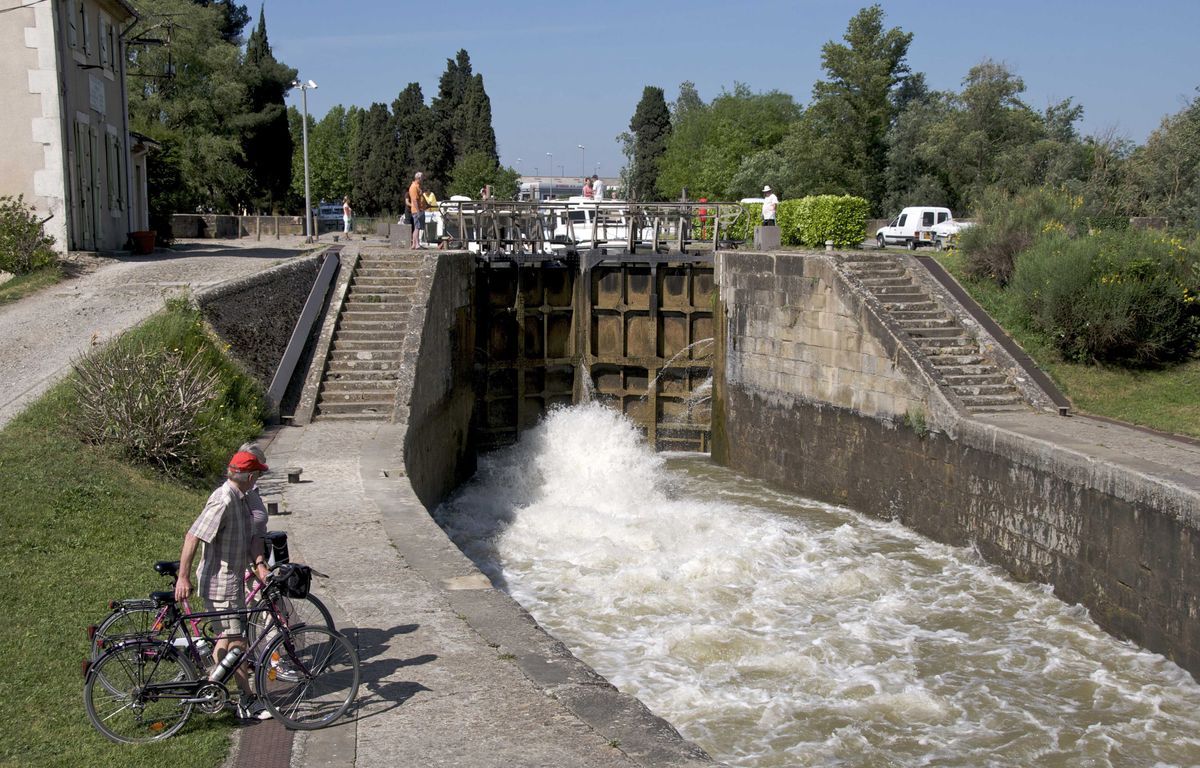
[577,144,585,178]
[546,152,553,178]
[516,157,522,174]
[291,78,318,242]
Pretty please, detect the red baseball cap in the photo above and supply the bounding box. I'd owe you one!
[228,450,269,473]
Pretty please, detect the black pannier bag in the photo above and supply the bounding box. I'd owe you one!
[275,563,312,599]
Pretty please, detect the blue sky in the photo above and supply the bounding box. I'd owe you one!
[267,0,1200,178]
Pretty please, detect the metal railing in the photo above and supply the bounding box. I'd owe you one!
[434,200,744,257]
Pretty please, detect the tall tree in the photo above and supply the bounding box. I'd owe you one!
[392,83,444,195]
[656,83,799,199]
[430,50,497,186]
[191,0,250,44]
[803,4,913,213]
[239,6,296,211]
[628,86,672,201]
[1126,91,1200,227]
[351,103,404,214]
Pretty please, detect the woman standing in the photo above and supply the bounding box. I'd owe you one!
[342,196,352,235]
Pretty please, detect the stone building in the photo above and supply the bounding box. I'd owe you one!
[0,0,151,253]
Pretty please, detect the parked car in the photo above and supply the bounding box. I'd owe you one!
[876,206,952,249]
[927,218,975,251]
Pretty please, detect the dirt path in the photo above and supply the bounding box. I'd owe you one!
[0,240,311,429]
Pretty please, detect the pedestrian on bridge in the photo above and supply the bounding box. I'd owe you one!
[407,172,427,249]
[342,196,353,235]
[762,185,778,226]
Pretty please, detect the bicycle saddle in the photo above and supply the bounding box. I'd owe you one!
[155,561,181,577]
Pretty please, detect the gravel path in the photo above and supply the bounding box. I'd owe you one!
[0,240,312,429]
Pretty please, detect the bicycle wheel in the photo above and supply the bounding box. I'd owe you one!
[256,626,359,729]
[248,592,335,645]
[91,601,160,660]
[84,640,197,744]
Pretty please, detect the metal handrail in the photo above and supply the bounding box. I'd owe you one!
[267,246,341,413]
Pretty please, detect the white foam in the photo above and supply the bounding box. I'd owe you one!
[436,404,1200,767]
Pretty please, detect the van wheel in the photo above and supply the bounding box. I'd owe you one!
[907,240,918,251]
[876,234,886,249]
[934,238,944,252]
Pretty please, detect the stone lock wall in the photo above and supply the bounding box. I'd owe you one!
[714,250,1200,678]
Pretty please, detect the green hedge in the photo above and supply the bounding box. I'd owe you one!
[725,195,869,248]
[1011,229,1200,366]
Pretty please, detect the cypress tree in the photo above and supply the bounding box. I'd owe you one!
[629,86,672,201]
[239,6,296,212]
[351,103,404,214]
[392,83,444,195]
[430,50,498,184]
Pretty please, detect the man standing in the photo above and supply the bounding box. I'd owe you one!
[407,172,426,249]
[342,196,353,235]
[592,174,605,202]
[762,185,779,226]
[175,450,272,720]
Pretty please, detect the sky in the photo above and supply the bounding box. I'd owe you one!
[267,0,1200,179]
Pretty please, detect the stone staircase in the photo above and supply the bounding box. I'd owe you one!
[840,253,1027,414]
[314,252,423,420]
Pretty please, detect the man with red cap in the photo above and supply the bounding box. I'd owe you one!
[175,448,273,720]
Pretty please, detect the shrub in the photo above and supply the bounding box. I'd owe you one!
[959,186,1088,285]
[70,299,265,477]
[73,339,220,471]
[1010,229,1200,366]
[0,195,56,275]
[723,195,869,249]
[791,195,870,248]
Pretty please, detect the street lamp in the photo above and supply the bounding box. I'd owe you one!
[577,144,585,178]
[516,157,522,175]
[546,152,553,178]
[291,78,318,242]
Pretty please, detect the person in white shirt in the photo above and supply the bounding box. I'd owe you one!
[592,175,605,201]
[762,185,779,226]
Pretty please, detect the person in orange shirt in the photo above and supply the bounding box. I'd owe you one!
[407,172,426,249]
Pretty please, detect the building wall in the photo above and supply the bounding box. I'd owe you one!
[0,4,67,249]
[714,249,1200,678]
[1,0,136,254]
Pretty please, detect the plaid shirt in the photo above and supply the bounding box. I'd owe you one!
[188,481,252,601]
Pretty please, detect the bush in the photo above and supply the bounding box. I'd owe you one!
[959,186,1087,285]
[70,298,266,477]
[724,195,869,249]
[0,195,56,275]
[790,195,870,248]
[73,340,220,471]
[1010,229,1200,366]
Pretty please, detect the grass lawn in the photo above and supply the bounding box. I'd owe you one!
[0,265,63,306]
[932,249,1200,439]
[0,303,264,767]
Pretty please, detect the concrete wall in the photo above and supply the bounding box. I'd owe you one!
[714,249,1200,677]
[194,251,325,385]
[400,252,478,508]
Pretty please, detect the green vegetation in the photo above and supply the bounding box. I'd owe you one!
[626,86,673,202]
[0,301,264,766]
[935,247,1200,438]
[0,195,57,275]
[727,195,870,248]
[0,265,62,306]
[447,152,520,200]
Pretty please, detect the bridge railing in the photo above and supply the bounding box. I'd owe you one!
[434,200,744,257]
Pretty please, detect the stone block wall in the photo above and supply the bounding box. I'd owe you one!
[194,251,324,385]
[718,251,946,424]
[714,249,1200,678]
[400,252,478,507]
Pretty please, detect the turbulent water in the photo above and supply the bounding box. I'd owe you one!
[435,403,1200,767]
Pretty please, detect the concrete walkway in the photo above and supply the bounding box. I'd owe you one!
[255,420,714,768]
[0,240,309,429]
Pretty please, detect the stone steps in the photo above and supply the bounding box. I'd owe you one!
[314,252,421,422]
[840,254,1027,415]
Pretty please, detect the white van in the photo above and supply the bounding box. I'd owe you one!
[876,206,952,249]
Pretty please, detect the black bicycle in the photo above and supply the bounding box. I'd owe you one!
[83,563,359,744]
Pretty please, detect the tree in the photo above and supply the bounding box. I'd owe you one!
[288,104,358,209]
[351,103,404,214]
[392,83,445,195]
[447,152,519,199]
[1125,91,1200,228]
[799,4,914,213]
[628,86,671,201]
[238,7,296,211]
[656,83,799,199]
[190,0,250,44]
[430,50,497,187]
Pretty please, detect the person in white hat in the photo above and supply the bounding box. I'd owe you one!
[761,185,779,226]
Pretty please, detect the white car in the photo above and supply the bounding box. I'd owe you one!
[928,219,975,251]
[876,206,953,249]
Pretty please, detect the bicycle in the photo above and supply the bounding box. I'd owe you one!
[83,563,360,744]
[88,558,335,670]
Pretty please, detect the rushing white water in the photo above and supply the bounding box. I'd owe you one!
[435,403,1200,767]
